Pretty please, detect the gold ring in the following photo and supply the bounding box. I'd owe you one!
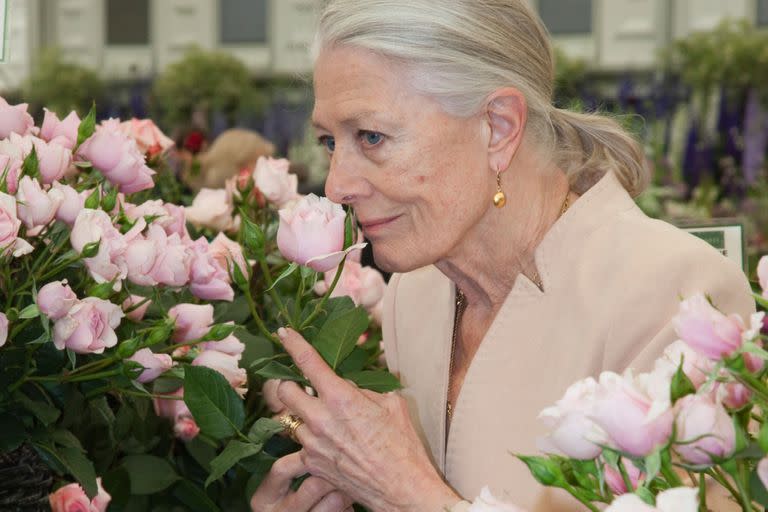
[278,414,304,443]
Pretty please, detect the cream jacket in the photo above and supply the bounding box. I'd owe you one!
[381,171,755,511]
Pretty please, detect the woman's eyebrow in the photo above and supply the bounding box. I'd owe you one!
[312,110,393,131]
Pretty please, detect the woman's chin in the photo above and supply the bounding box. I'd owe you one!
[372,245,431,274]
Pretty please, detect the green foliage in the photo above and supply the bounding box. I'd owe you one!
[24,49,104,117]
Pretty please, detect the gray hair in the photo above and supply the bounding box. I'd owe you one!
[314,0,649,196]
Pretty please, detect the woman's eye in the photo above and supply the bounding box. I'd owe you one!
[317,135,335,153]
[360,131,384,147]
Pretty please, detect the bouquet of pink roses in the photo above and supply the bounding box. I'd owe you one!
[0,96,394,511]
[467,257,768,512]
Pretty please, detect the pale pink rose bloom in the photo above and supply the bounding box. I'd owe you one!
[467,487,525,512]
[153,388,200,441]
[209,232,247,279]
[674,394,735,465]
[161,203,189,238]
[316,260,386,310]
[0,312,7,347]
[758,456,768,491]
[143,225,191,287]
[0,97,34,139]
[192,350,247,396]
[48,477,111,512]
[674,293,744,360]
[758,256,768,299]
[654,340,712,390]
[37,280,78,320]
[119,118,174,157]
[717,382,751,409]
[124,200,188,239]
[604,459,644,495]
[590,370,673,457]
[537,377,603,460]
[199,331,245,359]
[168,303,214,342]
[122,295,151,321]
[185,188,237,232]
[0,153,21,194]
[77,119,155,193]
[605,487,698,512]
[52,182,88,226]
[52,297,124,354]
[253,156,298,207]
[128,348,174,383]
[33,137,72,184]
[187,237,233,301]
[40,109,81,149]
[124,235,160,287]
[16,176,64,229]
[277,194,365,272]
[0,192,33,257]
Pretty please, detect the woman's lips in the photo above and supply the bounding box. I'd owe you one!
[360,215,400,234]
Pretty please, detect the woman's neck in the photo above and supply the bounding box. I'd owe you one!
[435,160,572,311]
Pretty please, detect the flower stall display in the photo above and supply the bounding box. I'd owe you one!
[466,258,768,511]
[0,96,394,511]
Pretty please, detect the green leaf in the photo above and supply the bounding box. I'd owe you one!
[183,365,245,439]
[121,454,180,494]
[21,147,40,179]
[18,303,40,319]
[36,445,99,498]
[343,370,401,393]
[267,263,298,292]
[17,393,60,425]
[337,347,371,373]
[173,480,222,512]
[343,207,355,250]
[84,188,100,210]
[238,330,274,369]
[670,357,696,404]
[252,360,308,385]
[203,323,237,341]
[247,418,284,444]
[643,452,661,482]
[517,455,565,487]
[185,437,217,472]
[634,485,656,505]
[232,260,250,292]
[241,214,265,257]
[77,103,97,147]
[101,185,118,212]
[752,467,768,507]
[205,440,262,487]
[0,415,26,452]
[86,280,116,299]
[50,429,84,451]
[311,303,369,370]
[758,423,768,453]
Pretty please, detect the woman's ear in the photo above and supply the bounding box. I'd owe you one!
[485,87,527,172]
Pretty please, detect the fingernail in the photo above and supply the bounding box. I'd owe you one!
[277,327,287,338]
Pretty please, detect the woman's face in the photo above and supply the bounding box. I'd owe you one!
[313,45,494,273]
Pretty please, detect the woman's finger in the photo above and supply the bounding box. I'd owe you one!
[263,379,286,413]
[276,380,324,421]
[252,452,306,501]
[277,328,352,397]
[284,476,336,511]
[309,491,355,512]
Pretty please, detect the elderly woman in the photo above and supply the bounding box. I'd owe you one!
[251,1,753,511]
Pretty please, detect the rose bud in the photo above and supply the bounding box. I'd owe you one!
[674,293,744,361]
[127,348,174,383]
[674,394,735,466]
[37,280,78,320]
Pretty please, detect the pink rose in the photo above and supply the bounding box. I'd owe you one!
[153,388,200,441]
[33,137,72,184]
[40,109,81,149]
[605,488,698,512]
[759,256,768,299]
[124,200,188,237]
[0,97,34,139]
[0,153,21,194]
[199,331,245,358]
[185,188,237,232]
[192,350,247,396]
[674,293,744,360]
[52,297,124,354]
[718,382,751,409]
[187,237,233,301]
[168,303,214,342]
[0,312,7,347]
[128,348,174,383]
[77,119,155,193]
[209,233,247,279]
[674,394,735,465]
[48,478,111,512]
[135,225,191,287]
[654,340,712,390]
[253,156,298,207]
[604,459,644,495]
[0,192,33,257]
[316,260,386,310]
[124,235,161,287]
[538,377,603,460]
[467,487,525,512]
[123,295,151,321]
[16,176,64,229]
[590,370,673,457]
[277,194,365,272]
[52,183,88,226]
[119,118,174,157]
[37,280,78,320]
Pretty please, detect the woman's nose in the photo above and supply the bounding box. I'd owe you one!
[324,156,371,205]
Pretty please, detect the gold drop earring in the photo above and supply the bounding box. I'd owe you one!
[493,170,506,208]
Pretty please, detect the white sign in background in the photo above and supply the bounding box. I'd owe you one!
[0,0,6,61]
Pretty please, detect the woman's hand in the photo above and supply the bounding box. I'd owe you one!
[250,452,354,511]
[272,327,461,512]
